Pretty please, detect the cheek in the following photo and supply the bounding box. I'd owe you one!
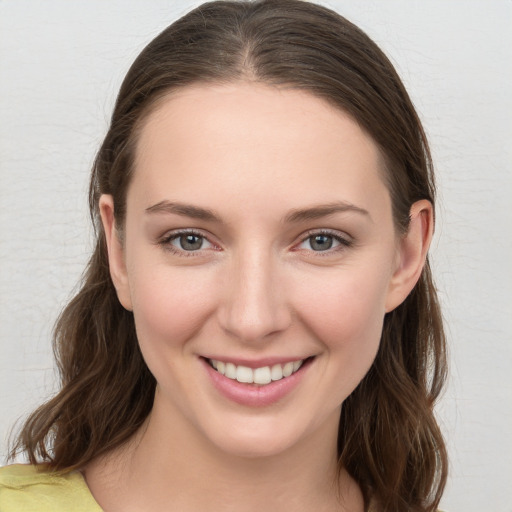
[129,263,218,351]
[292,269,389,405]
[294,266,389,358]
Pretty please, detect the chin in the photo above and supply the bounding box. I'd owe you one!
[195,407,338,461]
[207,429,302,460]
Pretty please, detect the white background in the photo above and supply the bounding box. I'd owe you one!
[1,1,511,510]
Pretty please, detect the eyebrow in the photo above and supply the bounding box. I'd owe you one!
[146,200,219,221]
[145,200,371,223]
[284,202,371,223]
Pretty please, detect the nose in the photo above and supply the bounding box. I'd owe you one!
[218,246,292,343]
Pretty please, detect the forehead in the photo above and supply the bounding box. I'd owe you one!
[130,82,390,218]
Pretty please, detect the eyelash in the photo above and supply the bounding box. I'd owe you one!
[157,229,353,258]
[295,229,353,256]
[158,229,217,258]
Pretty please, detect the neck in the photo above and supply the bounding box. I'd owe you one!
[84,394,363,512]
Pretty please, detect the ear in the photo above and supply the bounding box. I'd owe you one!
[385,199,434,312]
[99,194,133,311]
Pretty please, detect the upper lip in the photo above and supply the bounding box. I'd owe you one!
[200,355,313,369]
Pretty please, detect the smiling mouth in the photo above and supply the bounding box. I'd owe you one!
[206,357,312,386]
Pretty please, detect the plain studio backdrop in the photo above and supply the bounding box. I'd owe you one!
[1,1,511,510]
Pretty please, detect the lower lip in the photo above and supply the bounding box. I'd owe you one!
[201,358,312,407]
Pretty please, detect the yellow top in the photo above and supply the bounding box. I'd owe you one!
[0,463,450,512]
[0,464,103,511]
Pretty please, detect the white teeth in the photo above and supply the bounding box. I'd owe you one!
[253,366,272,385]
[271,364,283,381]
[282,362,294,377]
[209,358,305,385]
[225,362,237,379]
[236,365,253,383]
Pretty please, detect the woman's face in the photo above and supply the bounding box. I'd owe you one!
[102,82,417,458]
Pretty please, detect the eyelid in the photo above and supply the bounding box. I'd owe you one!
[157,227,353,257]
[293,228,353,254]
[157,228,220,257]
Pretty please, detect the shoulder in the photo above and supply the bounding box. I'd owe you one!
[0,464,103,511]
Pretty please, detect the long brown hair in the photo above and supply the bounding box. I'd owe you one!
[10,1,448,510]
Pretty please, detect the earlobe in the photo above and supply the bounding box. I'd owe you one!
[385,199,434,312]
[99,194,133,311]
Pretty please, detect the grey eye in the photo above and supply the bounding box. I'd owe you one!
[308,234,334,251]
[172,233,207,251]
[296,231,351,253]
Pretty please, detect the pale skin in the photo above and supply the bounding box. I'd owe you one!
[85,82,433,512]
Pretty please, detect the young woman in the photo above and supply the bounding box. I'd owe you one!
[1,1,447,511]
